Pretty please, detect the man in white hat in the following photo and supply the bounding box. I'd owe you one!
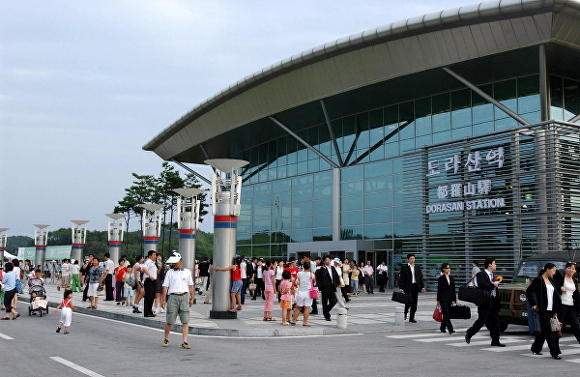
[161,252,194,349]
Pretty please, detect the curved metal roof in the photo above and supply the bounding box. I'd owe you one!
[144,0,580,162]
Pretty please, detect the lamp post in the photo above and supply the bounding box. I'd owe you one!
[106,214,125,264]
[0,228,8,263]
[173,188,204,275]
[206,158,248,319]
[139,204,163,253]
[71,220,88,263]
[34,224,49,270]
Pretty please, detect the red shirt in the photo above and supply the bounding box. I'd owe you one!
[115,267,127,282]
[231,265,242,281]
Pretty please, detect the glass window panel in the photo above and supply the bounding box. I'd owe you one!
[292,201,312,216]
[254,219,270,230]
[313,213,332,227]
[384,142,398,158]
[433,131,451,144]
[342,165,363,181]
[452,108,471,129]
[364,160,391,178]
[307,158,319,173]
[291,229,312,243]
[313,171,332,185]
[364,191,392,208]
[312,228,332,241]
[369,109,383,130]
[494,79,517,113]
[292,216,312,229]
[313,185,332,199]
[341,226,362,240]
[253,207,271,218]
[452,126,472,139]
[495,117,517,131]
[432,112,451,133]
[341,195,362,211]
[364,176,392,192]
[292,175,313,189]
[415,134,432,148]
[292,187,313,202]
[521,111,541,124]
[399,138,415,153]
[313,199,331,214]
[356,112,370,149]
[364,223,392,239]
[341,181,363,196]
[341,210,362,226]
[415,98,432,136]
[473,121,493,136]
[287,163,297,177]
[364,208,393,224]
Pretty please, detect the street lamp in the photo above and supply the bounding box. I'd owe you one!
[173,188,204,275]
[106,214,125,264]
[206,158,249,319]
[139,204,163,253]
[34,224,49,270]
[0,228,8,262]
[71,220,88,263]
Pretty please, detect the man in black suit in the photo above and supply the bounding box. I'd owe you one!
[398,253,425,322]
[465,257,505,347]
[315,255,340,321]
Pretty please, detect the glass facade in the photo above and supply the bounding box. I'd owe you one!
[233,70,580,285]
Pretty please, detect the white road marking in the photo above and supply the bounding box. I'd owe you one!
[0,332,14,340]
[50,357,105,377]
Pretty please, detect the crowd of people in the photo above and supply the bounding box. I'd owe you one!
[3,252,580,357]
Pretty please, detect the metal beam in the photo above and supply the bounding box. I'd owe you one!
[443,67,530,126]
[320,100,344,167]
[568,113,580,124]
[171,160,212,185]
[539,44,550,122]
[269,116,340,169]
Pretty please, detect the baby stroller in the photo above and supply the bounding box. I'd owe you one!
[28,285,49,317]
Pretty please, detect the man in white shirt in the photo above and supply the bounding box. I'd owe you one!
[142,250,158,317]
[103,253,115,301]
[377,261,389,292]
[161,252,194,349]
[60,259,72,291]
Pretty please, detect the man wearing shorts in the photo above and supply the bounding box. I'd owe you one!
[161,252,194,349]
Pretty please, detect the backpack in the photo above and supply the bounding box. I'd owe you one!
[125,276,135,288]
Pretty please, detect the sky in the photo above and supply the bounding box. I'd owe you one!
[0,0,474,237]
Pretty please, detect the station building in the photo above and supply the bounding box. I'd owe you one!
[145,0,580,286]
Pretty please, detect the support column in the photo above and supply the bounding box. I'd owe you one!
[0,228,8,263]
[106,214,125,264]
[333,167,341,241]
[34,224,49,270]
[140,204,163,253]
[206,159,249,319]
[174,188,204,274]
[71,220,88,263]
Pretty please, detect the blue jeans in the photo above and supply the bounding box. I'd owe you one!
[351,280,359,294]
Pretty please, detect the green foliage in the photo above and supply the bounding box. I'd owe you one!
[4,236,33,254]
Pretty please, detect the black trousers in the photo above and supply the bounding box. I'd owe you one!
[466,302,501,343]
[321,291,337,320]
[115,281,125,302]
[105,274,114,300]
[365,276,374,293]
[404,283,420,320]
[531,310,561,356]
[439,300,454,332]
[143,278,156,316]
[252,278,264,299]
[82,279,89,301]
[560,304,580,344]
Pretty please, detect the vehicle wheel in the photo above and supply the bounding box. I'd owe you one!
[28,307,31,316]
[499,321,508,332]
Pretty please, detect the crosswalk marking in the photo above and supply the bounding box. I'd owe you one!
[386,332,580,363]
[0,332,14,340]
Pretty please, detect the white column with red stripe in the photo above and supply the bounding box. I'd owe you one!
[0,228,8,263]
[106,214,125,264]
[71,220,88,263]
[174,188,204,275]
[206,159,248,319]
[139,204,163,253]
[34,224,49,270]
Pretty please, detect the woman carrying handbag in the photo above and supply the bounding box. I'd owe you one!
[526,263,562,360]
[436,263,456,334]
[554,262,580,344]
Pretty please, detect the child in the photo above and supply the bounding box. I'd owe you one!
[123,266,134,307]
[279,270,294,325]
[54,290,78,334]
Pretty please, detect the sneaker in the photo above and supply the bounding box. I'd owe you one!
[159,307,165,313]
[181,342,191,349]
[163,338,169,347]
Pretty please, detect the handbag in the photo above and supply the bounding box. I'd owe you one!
[432,304,443,322]
[458,278,490,306]
[449,304,471,319]
[248,283,257,291]
[526,293,541,335]
[391,291,411,304]
[550,317,563,338]
[309,274,319,299]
